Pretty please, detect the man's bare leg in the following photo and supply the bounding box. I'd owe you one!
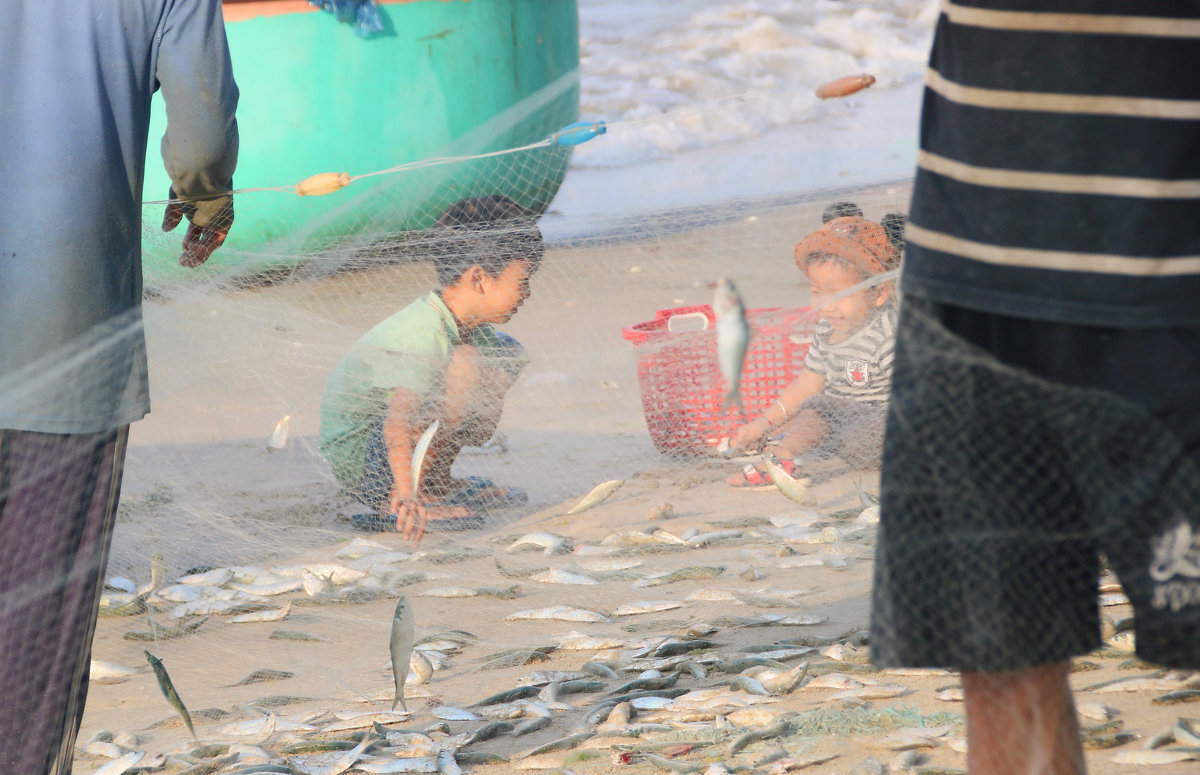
[962,662,1085,775]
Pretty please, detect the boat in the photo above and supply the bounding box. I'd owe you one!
[142,0,579,287]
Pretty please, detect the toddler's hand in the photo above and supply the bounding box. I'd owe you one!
[731,419,767,451]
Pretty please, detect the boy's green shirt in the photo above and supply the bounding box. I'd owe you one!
[319,290,501,494]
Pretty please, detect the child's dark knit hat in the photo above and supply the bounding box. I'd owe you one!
[793,216,900,276]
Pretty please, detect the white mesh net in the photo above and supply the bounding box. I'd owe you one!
[10,1,1197,774]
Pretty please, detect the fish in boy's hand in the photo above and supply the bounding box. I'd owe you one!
[410,419,439,498]
[714,277,750,413]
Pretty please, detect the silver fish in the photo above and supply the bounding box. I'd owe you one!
[505,532,571,555]
[267,415,291,452]
[90,660,139,685]
[175,567,234,586]
[529,568,599,585]
[612,600,682,616]
[301,569,331,597]
[289,735,372,775]
[437,750,463,775]
[144,650,197,741]
[1112,750,1200,765]
[713,277,750,412]
[504,606,609,623]
[762,453,816,506]
[420,586,480,598]
[91,751,145,775]
[433,706,480,721]
[230,602,292,624]
[566,479,624,515]
[222,668,294,687]
[355,759,439,774]
[228,579,303,597]
[409,650,434,685]
[391,596,415,712]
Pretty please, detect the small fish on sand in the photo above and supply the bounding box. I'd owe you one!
[144,650,197,741]
[420,586,481,598]
[230,602,292,624]
[409,650,434,685]
[266,414,291,451]
[505,606,610,623]
[91,751,146,775]
[1112,750,1200,765]
[433,706,480,721]
[529,568,599,585]
[762,453,816,506]
[612,601,683,616]
[270,629,329,642]
[636,566,725,587]
[713,277,750,413]
[505,533,571,555]
[288,734,372,775]
[90,660,139,685]
[221,669,294,687]
[566,479,624,515]
[391,596,415,712]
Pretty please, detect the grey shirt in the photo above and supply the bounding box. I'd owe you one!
[805,303,897,405]
[0,0,239,433]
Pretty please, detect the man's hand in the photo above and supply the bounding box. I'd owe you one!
[162,198,234,268]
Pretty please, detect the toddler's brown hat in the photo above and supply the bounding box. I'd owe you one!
[793,216,900,276]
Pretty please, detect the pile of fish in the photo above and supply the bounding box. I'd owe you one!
[83,482,1200,774]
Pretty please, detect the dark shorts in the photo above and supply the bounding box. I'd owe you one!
[349,332,526,513]
[871,298,1200,671]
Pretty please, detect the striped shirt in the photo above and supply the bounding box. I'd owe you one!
[805,303,898,404]
[902,0,1200,327]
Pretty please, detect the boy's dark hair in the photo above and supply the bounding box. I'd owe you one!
[430,195,544,286]
[822,201,863,223]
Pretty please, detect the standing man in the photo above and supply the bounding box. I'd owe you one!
[872,3,1200,774]
[0,1,238,772]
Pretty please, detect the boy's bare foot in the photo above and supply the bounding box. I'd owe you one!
[422,503,475,521]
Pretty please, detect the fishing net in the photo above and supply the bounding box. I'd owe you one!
[9,0,1194,773]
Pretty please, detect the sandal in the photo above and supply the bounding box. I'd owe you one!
[727,458,798,489]
[440,476,528,511]
[349,504,485,534]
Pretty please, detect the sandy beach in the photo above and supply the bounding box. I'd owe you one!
[77,188,1197,775]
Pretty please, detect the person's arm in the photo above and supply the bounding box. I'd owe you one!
[382,387,428,542]
[156,0,240,267]
[730,369,826,450]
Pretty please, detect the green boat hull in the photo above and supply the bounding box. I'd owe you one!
[143,0,579,287]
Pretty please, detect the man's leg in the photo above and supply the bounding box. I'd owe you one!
[962,662,1085,775]
[0,427,128,775]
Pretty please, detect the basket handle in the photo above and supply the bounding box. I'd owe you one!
[666,311,711,333]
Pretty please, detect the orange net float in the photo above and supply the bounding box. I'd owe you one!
[815,73,876,100]
[294,171,352,196]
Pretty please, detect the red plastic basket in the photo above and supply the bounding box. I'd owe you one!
[621,305,817,457]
